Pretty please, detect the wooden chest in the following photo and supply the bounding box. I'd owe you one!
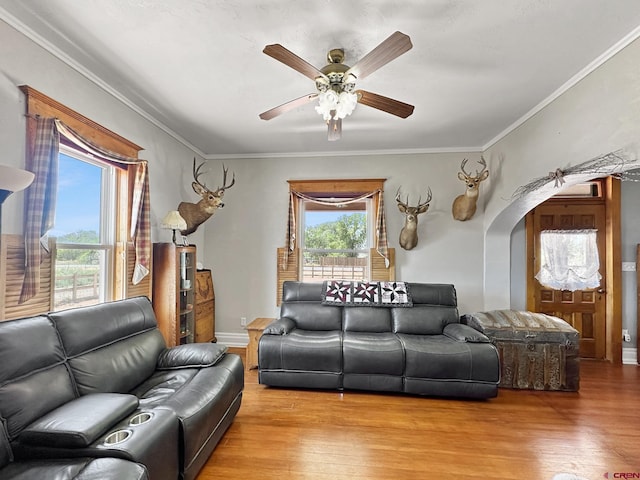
[462,310,580,391]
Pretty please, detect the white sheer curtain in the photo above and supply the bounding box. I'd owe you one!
[535,229,601,291]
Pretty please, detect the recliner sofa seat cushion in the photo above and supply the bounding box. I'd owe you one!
[259,330,342,372]
[0,316,77,439]
[399,334,500,383]
[342,332,403,375]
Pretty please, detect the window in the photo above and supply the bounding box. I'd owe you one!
[50,147,116,310]
[276,178,394,304]
[16,85,149,318]
[300,198,373,282]
[535,229,602,291]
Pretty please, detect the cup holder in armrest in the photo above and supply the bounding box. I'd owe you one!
[129,412,154,426]
[104,429,132,445]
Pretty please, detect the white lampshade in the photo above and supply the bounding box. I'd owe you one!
[161,210,187,230]
[0,165,35,195]
[0,165,35,237]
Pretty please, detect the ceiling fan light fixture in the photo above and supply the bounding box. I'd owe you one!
[315,89,357,121]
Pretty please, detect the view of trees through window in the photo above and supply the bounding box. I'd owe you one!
[302,205,369,282]
[51,151,113,310]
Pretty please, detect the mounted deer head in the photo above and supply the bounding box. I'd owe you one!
[178,159,235,236]
[396,187,432,251]
[452,156,489,221]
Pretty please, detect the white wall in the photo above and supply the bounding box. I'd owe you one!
[0,19,206,259]
[200,153,488,339]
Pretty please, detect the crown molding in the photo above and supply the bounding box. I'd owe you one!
[483,25,640,151]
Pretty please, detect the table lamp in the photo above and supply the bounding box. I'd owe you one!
[161,210,187,244]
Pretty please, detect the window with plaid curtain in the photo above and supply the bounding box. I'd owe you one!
[19,117,150,303]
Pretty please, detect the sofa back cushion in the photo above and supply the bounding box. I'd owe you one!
[280,282,342,331]
[409,283,457,306]
[392,284,459,334]
[282,282,325,302]
[0,316,77,439]
[49,297,166,395]
[280,303,343,331]
[343,307,392,332]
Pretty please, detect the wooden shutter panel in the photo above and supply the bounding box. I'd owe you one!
[370,247,395,282]
[276,247,299,306]
[0,234,53,320]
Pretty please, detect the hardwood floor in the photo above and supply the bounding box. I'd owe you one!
[197,349,640,480]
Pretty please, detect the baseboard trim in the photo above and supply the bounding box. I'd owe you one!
[216,332,249,348]
[622,347,638,365]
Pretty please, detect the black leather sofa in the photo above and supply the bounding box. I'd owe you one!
[259,282,500,399]
[0,296,244,480]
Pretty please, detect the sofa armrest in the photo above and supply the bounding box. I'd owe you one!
[262,317,296,335]
[156,343,228,370]
[19,393,139,448]
[444,323,491,343]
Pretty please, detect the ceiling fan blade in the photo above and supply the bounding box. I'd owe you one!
[259,93,319,120]
[263,44,326,81]
[356,90,414,118]
[345,31,412,80]
[327,116,342,141]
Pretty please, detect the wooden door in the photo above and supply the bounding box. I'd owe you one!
[527,201,607,359]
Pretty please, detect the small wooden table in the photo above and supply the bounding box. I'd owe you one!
[246,317,274,370]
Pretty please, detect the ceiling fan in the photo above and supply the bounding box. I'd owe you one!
[259,31,415,141]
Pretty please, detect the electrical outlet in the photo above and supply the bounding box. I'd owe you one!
[622,262,637,272]
[240,317,247,327]
[622,329,631,342]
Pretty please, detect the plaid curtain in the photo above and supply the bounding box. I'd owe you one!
[129,160,150,284]
[282,188,389,269]
[376,192,389,267]
[20,117,59,303]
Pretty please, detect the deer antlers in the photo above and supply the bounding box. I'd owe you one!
[459,156,487,179]
[395,187,432,212]
[192,159,235,197]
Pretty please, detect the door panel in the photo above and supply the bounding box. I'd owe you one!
[528,202,607,359]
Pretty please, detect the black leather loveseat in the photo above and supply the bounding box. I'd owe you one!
[0,296,244,480]
[259,281,499,399]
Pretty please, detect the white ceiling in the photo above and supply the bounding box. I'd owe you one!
[2,0,640,158]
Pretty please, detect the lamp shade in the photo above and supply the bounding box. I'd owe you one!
[0,165,35,196]
[161,210,187,230]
